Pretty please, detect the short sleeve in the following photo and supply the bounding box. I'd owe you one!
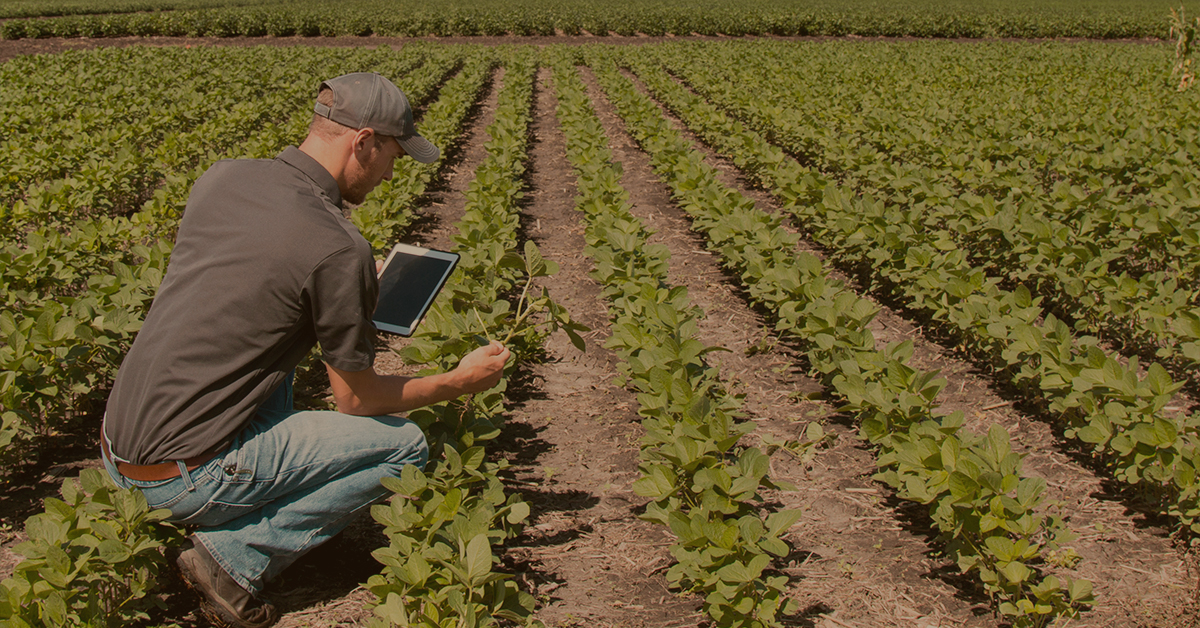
[304,244,379,372]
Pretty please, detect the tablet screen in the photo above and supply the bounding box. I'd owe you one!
[373,243,459,336]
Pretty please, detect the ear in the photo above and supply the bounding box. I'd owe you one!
[350,128,378,161]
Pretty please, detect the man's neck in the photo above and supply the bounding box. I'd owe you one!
[298,135,353,199]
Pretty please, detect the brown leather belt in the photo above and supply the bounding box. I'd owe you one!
[101,437,220,482]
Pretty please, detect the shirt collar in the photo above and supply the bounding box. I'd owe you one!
[277,146,342,207]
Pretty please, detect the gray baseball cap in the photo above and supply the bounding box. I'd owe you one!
[313,72,439,163]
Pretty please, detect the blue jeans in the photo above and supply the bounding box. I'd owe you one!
[101,374,429,594]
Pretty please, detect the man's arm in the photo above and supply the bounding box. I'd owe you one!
[326,340,510,416]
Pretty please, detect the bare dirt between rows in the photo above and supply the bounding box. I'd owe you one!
[2,34,1197,628]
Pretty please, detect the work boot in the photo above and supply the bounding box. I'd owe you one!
[175,538,280,628]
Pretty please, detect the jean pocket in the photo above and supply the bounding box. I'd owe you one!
[218,432,265,483]
[174,452,268,527]
[132,477,191,512]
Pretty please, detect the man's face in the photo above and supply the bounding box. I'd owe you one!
[344,134,406,206]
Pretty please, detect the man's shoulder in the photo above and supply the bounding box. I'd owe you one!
[190,158,286,197]
[201,156,287,179]
[192,155,331,207]
[194,148,342,211]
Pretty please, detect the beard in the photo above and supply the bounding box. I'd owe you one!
[343,180,372,207]
[343,161,386,208]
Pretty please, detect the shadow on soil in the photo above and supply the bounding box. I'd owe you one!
[268,513,388,614]
[0,407,105,536]
[879,492,994,617]
[519,486,601,517]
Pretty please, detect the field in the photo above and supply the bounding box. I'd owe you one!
[2,26,1200,628]
[0,0,1184,40]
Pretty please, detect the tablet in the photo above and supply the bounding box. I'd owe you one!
[373,243,459,336]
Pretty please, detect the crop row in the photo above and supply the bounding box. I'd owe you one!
[655,41,1200,386]
[672,44,1200,534]
[0,0,1174,41]
[0,46,452,244]
[604,42,1200,541]
[583,47,1091,625]
[367,48,568,627]
[0,0,279,19]
[547,49,801,627]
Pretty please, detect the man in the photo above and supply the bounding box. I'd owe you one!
[100,72,509,628]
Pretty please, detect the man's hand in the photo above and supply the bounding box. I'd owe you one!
[326,341,511,416]
[453,340,511,394]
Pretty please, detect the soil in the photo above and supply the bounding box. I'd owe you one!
[2,34,1198,628]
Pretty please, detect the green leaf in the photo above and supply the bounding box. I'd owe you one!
[759,536,789,557]
[59,477,80,505]
[1069,578,1094,602]
[765,509,803,539]
[401,555,431,587]
[1015,477,1045,508]
[1000,561,1031,584]
[444,445,463,477]
[79,468,108,494]
[459,446,486,471]
[374,592,410,624]
[633,465,676,499]
[565,324,587,352]
[940,437,960,472]
[113,489,149,523]
[984,536,1016,561]
[948,471,979,503]
[465,534,492,587]
[43,591,68,627]
[987,424,1011,460]
[524,240,546,276]
[98,539,132,564]
[737,515,765,545]
[497,251,525,270]
[505,501,530,525]
[716,560,754,583]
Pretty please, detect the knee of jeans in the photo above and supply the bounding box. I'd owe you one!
[382,426,428,473]
[411,433,430,469]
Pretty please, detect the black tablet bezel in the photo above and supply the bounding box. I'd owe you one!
[372,243,459,337]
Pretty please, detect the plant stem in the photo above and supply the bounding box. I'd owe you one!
[473,309,492,342]
[502,274,535,345]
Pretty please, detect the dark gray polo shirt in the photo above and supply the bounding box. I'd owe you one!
[105,147,378,466]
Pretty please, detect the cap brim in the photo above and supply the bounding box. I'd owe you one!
[399,135,439,163]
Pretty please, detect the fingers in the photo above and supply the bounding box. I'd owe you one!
[474,340,510,360]
[488,340,511,361]
[456,342,510,393]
